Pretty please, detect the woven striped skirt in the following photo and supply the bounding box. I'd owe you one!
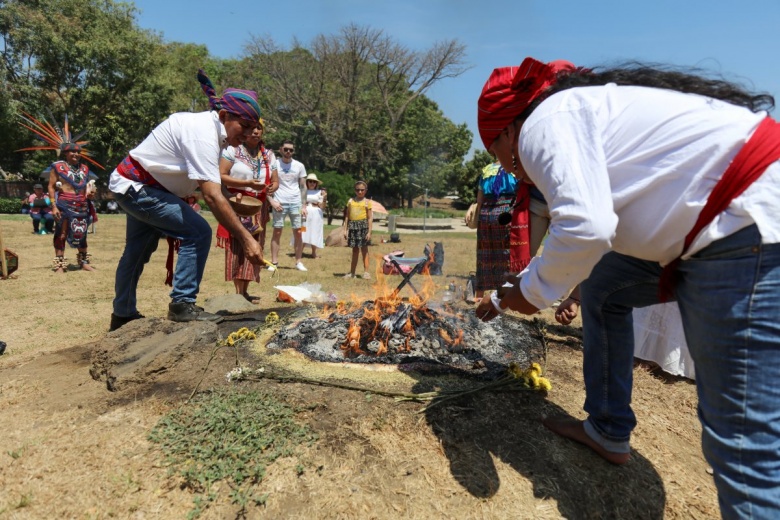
[475,195,513,291]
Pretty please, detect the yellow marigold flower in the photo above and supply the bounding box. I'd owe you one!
[529,362,542,376]
[529,373,540,388]
[265,312,280,324]
[508,362,523,378]
[538,377,552,391]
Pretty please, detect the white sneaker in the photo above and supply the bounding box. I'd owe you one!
[361,271,371,279]
[267,263,277,272]
[295,261,308,272]
[343,273,353,279]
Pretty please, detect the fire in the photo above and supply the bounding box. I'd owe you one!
[326,256,463,358]
[438,328,464,348]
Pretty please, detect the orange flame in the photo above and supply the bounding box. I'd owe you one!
[330,255,462,357]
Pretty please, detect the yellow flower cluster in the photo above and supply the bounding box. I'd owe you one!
[265,312,279,324]
[508,361,552,391]
[224,327,257,347]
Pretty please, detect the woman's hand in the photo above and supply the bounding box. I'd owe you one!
[248,179,266,191]
[52,206,61,221]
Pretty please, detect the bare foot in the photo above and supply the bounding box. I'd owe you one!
[542,417,630,465]
[54,267,65,274]
[80,263,95,271]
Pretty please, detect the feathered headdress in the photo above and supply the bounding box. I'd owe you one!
[16,111,104,170]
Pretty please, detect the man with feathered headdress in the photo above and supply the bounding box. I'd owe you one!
[17,112,103,272]
[107,70,265,331]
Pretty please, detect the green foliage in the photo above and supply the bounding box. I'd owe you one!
[389,96,472,206]
[388,207,460,219]
[455,150,494,205]
[317,170,356,224]
[0,198,23,214]
[148,388,316,518]
[0,0,203,179]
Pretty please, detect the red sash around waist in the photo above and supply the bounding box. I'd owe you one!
[116,154,180,286]
[659,117,780,301]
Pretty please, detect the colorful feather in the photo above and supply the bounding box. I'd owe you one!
[16,111,104,170]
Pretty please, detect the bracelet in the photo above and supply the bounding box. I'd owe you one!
[490,292,507,314]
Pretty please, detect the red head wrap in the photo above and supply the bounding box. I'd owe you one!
[477,57,577,149]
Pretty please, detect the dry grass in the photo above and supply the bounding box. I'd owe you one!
[0,213,718,519]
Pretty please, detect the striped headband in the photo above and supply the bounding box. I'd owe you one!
[477,57,577,149]
[197,69,261,123]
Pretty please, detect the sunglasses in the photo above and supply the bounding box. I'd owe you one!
[282,147,294,152]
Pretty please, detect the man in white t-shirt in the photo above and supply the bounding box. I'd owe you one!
[108,70,264,331]
[268,140,308,271]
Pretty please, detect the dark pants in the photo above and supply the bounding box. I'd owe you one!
[31,212,54,233]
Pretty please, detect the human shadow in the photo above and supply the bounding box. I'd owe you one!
[418,387,666,519]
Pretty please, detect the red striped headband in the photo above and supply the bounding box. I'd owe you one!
[197,69,261,123]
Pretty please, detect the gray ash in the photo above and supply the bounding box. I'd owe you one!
[266,301,544,377]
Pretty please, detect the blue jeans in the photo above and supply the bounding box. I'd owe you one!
[112,186,212,317]
[31,211,54,233]
[580,225,780,518]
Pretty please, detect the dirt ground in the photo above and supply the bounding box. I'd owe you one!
[0,214,718,519]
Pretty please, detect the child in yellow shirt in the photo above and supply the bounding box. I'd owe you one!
[343,180,373,279]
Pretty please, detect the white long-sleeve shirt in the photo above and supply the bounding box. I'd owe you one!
[518,84,780,309]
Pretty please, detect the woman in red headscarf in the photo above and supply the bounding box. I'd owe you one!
[475,57,780,517]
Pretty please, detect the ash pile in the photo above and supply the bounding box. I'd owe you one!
[266,301,544,377]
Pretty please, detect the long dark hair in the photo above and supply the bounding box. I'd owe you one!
[524,62,775,117]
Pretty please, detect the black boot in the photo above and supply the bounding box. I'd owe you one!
[109,312,145,332]
[167,302,222,323]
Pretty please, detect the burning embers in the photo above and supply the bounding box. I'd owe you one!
[340,296,464,358]
[266,278,544,375]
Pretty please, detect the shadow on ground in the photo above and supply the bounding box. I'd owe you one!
[420,389,666,519]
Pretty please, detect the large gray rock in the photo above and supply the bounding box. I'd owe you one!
[203,293,258,315]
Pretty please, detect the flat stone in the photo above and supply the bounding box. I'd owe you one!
[203,294,258,314]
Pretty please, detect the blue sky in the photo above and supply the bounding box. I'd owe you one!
[131,0,780,153]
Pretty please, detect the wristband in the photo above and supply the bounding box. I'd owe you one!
[490,292,507,314]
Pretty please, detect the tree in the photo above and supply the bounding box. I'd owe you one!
[0,0,204,179]
[388,96,471,207]
[455,150,494,206]
[317,170,355,225]
[236,23,469,183]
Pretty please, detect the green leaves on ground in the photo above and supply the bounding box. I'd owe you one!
[148,388,317,518]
